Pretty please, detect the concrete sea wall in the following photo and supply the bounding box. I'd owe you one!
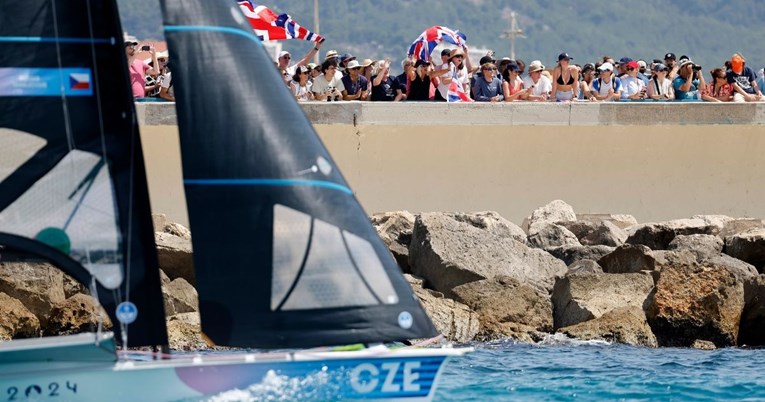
[136,102,765,227]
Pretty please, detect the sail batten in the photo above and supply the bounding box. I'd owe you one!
[162,0,438,348]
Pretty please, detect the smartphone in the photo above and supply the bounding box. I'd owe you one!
[141,45,151,51]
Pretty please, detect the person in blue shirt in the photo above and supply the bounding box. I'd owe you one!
[673,60,705,100]
[473,62,503,102]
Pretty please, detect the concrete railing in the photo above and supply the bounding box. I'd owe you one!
[136,102,765,227]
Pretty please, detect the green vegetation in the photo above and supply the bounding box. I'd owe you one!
[119,0,765,73]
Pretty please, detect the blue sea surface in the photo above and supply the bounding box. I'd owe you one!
[436,338,765,401]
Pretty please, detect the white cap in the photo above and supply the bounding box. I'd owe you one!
[598,62,614,72]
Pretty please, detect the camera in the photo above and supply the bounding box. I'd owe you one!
[141,45,151,51]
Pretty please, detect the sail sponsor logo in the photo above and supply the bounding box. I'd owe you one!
[349,361,424,395]
[0,68,93,96]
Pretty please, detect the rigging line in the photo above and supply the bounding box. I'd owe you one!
[50,0,75,153]
[63,159,104,230]
[340,232,384,305]
[275,217,315,311]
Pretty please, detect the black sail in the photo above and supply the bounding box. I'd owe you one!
[160,0,438,348]
[0,1,167,347]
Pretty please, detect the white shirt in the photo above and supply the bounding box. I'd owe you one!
[620,76,645,99]
[522,75,552,97]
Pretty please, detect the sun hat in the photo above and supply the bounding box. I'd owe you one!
[449,48,465,60]
[324,50,338,60]
[679,59,694,69]
[528,60,545,72]
[360,58,376,68]
[156,50,169,59]
[346,60,361,69]
[598,62,614,72]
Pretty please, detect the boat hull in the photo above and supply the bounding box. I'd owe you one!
[0,347,469,401]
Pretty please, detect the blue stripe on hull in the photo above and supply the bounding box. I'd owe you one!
[184,178,353,195]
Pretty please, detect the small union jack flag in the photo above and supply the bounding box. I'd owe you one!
[238,1,324,43]
[408,26,467,62]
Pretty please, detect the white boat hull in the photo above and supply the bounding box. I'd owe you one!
[0,334,470,401]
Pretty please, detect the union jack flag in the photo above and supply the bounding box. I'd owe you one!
[447,72,473,103]
[408,26,467,62]
[238,1,324,43]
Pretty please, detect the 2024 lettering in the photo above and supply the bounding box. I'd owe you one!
[6,382,77,400]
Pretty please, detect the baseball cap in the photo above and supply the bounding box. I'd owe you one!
[664,53,676,60]
[598,62,614,72]
[558,52,573,61]
[618,57,633,65]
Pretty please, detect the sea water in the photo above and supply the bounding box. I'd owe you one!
[195,336,765,401]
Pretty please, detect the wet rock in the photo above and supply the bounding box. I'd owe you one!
[566,259,603,275]
[547,245,614,267]
[372,211,417,273]
[406,275,479,343]
[409,213,566,297]
[626,219,718,250]
[739,275,765,346]
[0,292,40,340]
[155,232,195,285]
[452,276,553,334]
[690,339,717,350]
[724,228,765,272]
[0,262,65,325]
[552,272,654,329]
[163,277,199,316]
[558,306,657,347]
[527,221,581,249]
[44,293,112,336]
[647,265,744,347]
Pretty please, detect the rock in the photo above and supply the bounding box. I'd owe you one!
[626,219,718,250]
[702,254,758,282]
[0,262,65,325]
[0,293,40,341]
[159,269,171,286]
[690,215,733,235]
[527,221,581,249]
[62,272,88,299]
[451,211,527,244]
[166,312,211,351]
[576,214,639,230]
[452,276,553,334]
[551,272,654,329]
[406,275,479,343]
[524,200,577,231]
[651,250,698,271]
[164,222,191,240]
[559,220,627,247]
[44,293,112,336]
[558,306,658,347]
[372,211,417,273]
[152,213,168,233]
[724,228,765,272]
[155,232,195,285]
[647,265,744,347]
[547,245,614,267]
[690,339,717,350]
[476,321,549,344]
[668,234,724,261]
[566,259,603,275]
[718,219,765,239]
[163,278,199,316]
[739,275,765,346]
[597,244,655,274]
[409,213,567,297]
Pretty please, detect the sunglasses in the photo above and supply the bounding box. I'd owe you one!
[627,67,635,71]
[452,55,464,59]
[158,58,167,62]
[483,67,497,71]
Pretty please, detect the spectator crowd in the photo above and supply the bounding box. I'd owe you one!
[125,34,765,103]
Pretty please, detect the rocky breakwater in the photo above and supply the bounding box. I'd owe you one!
[3,204,765,351]
[374,201,765,349]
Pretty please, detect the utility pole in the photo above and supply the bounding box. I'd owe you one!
[499,12,525,60]
[313,0,320,64]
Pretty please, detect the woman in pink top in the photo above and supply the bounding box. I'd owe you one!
[125,38,159,99]
[501,62,530,101]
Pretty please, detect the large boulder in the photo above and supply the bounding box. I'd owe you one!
[0,262,65,324]
[372,211,417,273]
[406,275,479,343]
[718,218,765,239]
[527,221,581,249]
[166,312,212,351]
[0,293,40,341]
[452,276,553,335]
[626,219,718,250]
[43,293,112,336]
[647,264,744,347]
[576,214,638,230]
[558,220,627,247]
[597,245,696,274]
[409,213,567,297]
[155,232,195,285]
[551,272,654,329]
[451,211,527,244]
[668,234,724,261]
[566,259,603,275]
[163,278,199,316]
[739,275,765,346]
[558,306,658,347]
[522,200,577,232]
[725,228,765,272]
[547,245,614,267]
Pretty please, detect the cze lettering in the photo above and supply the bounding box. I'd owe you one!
[5,381,77,400]
[350,361,421,394]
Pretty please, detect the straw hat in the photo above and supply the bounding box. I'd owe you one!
[528,60,545,72]
[324,50,338,60]
[360,58,376,68]
[449,48,465,60]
